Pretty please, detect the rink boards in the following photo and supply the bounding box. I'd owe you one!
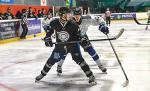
[0,12,148,44]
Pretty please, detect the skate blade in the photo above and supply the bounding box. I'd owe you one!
[89,81,97,86]
[102,68,107,73]
[57,73,62,76]
[35,80,40,83]
[102,72,107,74]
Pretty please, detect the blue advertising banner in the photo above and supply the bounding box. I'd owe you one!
[0,0,14,4]
[0,21,20,40]
[27,19,41,35]
[111,13,136,20]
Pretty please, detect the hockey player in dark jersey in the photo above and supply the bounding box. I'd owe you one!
[57,7,109,75]
[35,7,97,85]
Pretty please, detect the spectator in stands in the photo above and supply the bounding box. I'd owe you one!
[16,10,22,19]
[48,8,53,16]
[4,7,14,20]
[33,8,37,15]
[27,7,37,18]
[37,10,42,18]
[20,9,28,39]
[0,13,4,20]
[105,8,111,26]
[41,8,45,17]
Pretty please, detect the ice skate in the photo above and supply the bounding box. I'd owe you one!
[98,65,107,73]
[89,76,97,86]
[35,74,44,82]
[57,65,62,76]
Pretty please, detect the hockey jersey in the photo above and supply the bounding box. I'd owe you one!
[46,18,80,52]
[78,15,106,37]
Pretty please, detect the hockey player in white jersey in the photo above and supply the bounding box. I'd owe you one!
[42,14,53,33]
[56,7,109,76]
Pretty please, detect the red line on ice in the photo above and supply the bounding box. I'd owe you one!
[0,60,33,72]
[0,60,33,91]
[0,82,19,91]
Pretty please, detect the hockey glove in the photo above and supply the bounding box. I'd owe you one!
[43,26,50,33]
[81,37,89,46]
[44,36,53,47]
[43,25,47,30]
[99,22,109,35]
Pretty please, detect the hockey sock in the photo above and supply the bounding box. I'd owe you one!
[86,47,101,66]
[57,59,65,67]
[79,61,93,77]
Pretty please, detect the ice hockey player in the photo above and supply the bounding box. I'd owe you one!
[3,7,14,20]
[57,7,109,76]
[145,8,150,30]
[42,13,53,33]
[35,7,97,85]
[105,8,111,26]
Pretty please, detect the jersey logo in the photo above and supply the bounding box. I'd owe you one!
[57,31,70,42]
[53,52,60,60]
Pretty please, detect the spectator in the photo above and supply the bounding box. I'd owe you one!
[33,8,37,15]
[27,7,36,18]
[41,8,45,17]
[0,13,4,20]
[47,8,53,16]
[3,7,14,20]
[16,10,22,19]
[37,10,42,18]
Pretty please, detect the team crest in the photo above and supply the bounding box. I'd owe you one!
[53,52,60,60]
[57,31,70,42]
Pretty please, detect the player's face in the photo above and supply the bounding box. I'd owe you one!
[66,13,72,20]
[61,13,72,21]
[74,15,81,22]
[7,8,11,13]
[47,15,52,19]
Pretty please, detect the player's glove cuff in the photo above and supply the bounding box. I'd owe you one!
[99,22,109,35]
[44,37,53,47]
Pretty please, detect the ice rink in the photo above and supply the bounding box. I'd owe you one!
[0,20,150,91]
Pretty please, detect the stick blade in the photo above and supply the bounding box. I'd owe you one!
[115,28,125,39]
[122,80,129,87]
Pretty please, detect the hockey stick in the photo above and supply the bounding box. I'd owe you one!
[106,34,129,87]
[50,28,124,44]
[133,17,150,25]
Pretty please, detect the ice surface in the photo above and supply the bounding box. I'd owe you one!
[0,20,150,91]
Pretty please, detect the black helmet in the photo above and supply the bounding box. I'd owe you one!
[59,7,71,16]
[73,8,81,15]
